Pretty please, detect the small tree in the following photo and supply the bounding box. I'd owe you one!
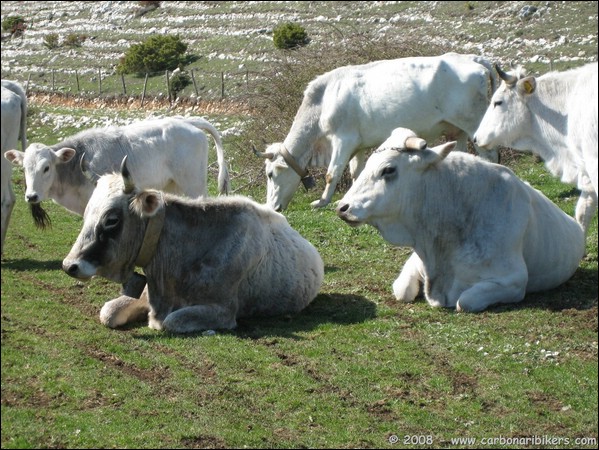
[273,22,309,50]
[43,33,60,49]
[169,71,192,98]
[117,35,188,76]
[2,15,27,37]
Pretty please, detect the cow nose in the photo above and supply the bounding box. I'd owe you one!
[337,203,349,215]
[63,261,79,277]
[26,193,39,203]
[472,136,478,144]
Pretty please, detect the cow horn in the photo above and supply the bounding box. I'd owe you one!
[404,137,427,150]
[121,156,135,194]
[495,64,518,85]
[252,143,275,160]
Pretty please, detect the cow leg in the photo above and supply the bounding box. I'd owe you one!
[100,292,150,328]
[348,150,366,183]
[312,135,359,208]
[456,271,528,313]
[161,303,238,334]
[575,172,598,238]
[1,159,16,255]
[393,252,425,302]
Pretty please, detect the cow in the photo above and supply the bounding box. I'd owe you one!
[1,80,27,254]
[254,52,500,211]
[62,157,324,333]
[473,62,598,237]
[336,128,585,312]
[5,116,230,228]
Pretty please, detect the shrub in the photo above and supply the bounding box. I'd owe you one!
[169,71,191,98]
[117,35,188,76]
[2,15,27,36]
[64,33,87,48]
[43,33,60,49]
[273,22,309,50]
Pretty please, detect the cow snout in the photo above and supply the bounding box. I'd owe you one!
[337,203,350,215]
[62,257,96,280]
[63,261,81,277]
[26,193,39,203]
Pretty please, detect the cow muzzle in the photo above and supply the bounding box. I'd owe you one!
[336,203,362,227]
[62,257,97,281]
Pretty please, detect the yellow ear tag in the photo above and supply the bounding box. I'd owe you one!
[523,79,535,94]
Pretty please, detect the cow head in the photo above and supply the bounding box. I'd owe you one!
[63,157,164,284]
[254,142,311,211]
[473,64,536,150]
[336,128,456,245]
[5,144,77,205]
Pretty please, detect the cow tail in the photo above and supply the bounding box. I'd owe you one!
[186,117,230,195]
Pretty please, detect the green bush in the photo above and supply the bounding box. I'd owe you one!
[169,71,191,98]
[273,22,309,50]
[2,15,26,36]
[64,33,87,48]
[43,33,60,49]
[117,35,188,76]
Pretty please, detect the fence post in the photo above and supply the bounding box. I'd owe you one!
[165,70,172,104]
[75,70,80,93]
[221,71,225,99]
[121,74,127,95]
[141,73,148,107]
[52,69,55,91]
[98,68,102,95]
[191,69,199,96]
[25,73,31,95]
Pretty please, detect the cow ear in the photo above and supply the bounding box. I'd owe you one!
[4,150,25,166]
[516,76,536,95]
[55,147,77,164]
[132,191,163,218]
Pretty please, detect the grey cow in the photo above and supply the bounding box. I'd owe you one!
[62,159,324,333]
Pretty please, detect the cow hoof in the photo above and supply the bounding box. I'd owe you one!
[310,199,328,208]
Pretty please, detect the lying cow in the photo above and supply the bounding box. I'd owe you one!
[337,128,585,312]
[1,80,28,254]
[62,158,324,333]
[5,116,229,228]
[474,62,598,237]
[255,52,500,211]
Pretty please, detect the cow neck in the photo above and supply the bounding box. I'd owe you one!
[279,145,309,178]
[135,207,165,268]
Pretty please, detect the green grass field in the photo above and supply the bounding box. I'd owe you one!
[1,99,597,448]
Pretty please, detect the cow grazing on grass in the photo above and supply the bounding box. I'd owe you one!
[255,52,500,211]
[62,158,324,333]
[1,80,27,254]
[336,128,585,312]
[5,116,230,228]
[474,62,598,237]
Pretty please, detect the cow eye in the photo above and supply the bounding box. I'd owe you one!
[102,213,120,230]
[43,166,50,173]
[381,166,396,178]
[493,100,503,108]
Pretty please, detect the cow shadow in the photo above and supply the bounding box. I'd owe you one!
[130,293,377,341]
[1,258,63,271]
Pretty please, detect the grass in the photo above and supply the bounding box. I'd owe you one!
[1,103,597,449]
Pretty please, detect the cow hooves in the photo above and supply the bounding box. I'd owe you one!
[310,199,329,208]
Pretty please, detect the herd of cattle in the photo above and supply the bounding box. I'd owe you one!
[1,52,597,333]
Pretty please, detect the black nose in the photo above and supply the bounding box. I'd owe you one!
[26,193,39,203]
[64,262,79,277]
[472,136,478,144]
[337,203,349,214]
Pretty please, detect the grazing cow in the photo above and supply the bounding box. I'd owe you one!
[1,80,27,254]
[5,116,230,227]
[62,158,324,333]
[336,128,584,312]
[474,62,598,236]
[255,52,500,211]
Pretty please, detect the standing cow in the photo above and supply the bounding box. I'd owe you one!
[1,80,27,254]
[5,116,229,227]
[474,62,598,237]
[337,128,584,312]
[255,52,500,211]
[62,158,324,333]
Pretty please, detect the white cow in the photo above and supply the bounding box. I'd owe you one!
[5,116,229,227]
[1,80,27,254]
[255,52,500,211]
[337,128,585,312]
[474,62,598,236]
[62,158,324,333]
